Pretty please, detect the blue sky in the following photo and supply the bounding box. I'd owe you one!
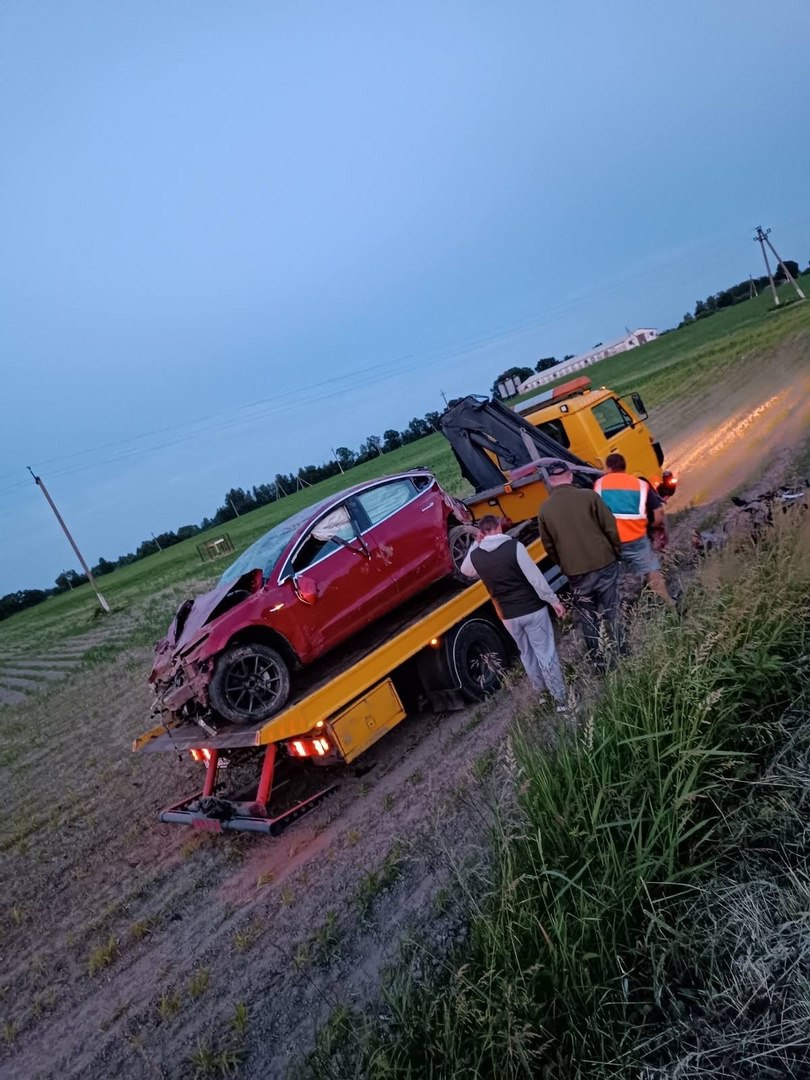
[2,0,809,595]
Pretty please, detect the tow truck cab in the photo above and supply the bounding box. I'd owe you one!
[516,377,664,479]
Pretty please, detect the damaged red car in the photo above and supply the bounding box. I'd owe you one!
[149,470,475,725]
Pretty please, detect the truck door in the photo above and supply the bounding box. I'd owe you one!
[588,396,660,477]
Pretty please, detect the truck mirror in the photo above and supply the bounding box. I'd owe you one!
[631,392,648,419]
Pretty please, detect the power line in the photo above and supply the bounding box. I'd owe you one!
[0,353,418,487]
[4,235,750,491]
[0,359,423,496]
[1,230,791,501]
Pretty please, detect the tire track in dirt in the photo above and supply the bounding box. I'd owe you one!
[649,338,810,512]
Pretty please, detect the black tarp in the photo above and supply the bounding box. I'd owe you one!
[440,395,591,493]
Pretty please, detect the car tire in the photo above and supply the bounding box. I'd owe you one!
[448,524,479,583]
[208,643,291,725]
[449,618,510,702]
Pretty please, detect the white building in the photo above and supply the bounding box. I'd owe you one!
[517,328,658,393]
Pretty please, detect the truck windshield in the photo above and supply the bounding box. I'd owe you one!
[591,398,629,439]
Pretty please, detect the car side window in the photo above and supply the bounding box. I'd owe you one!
[591,398,629,439]
[356,480,415,526]
[291,506,355,572]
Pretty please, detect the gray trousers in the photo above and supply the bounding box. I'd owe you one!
[501,607,566,702]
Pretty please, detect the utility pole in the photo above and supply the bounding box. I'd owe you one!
[151,532,163,552]
[754,225,806,304]
[27,467,110,614]
[754,226,780,306]
[760,226,805,301]
[61,570,73,591]
[228,498,240,518]
[331,448,344,475]
[440,389,449,407]
[748,276,758,300]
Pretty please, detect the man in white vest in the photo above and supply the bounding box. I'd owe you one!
[461,515,569,711]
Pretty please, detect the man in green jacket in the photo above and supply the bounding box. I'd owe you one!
[537,461,623,671]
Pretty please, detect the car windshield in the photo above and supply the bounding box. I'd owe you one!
[218,499,336,585]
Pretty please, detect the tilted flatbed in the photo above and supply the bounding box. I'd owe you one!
[134,537,562,835]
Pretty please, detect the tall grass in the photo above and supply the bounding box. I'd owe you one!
[299,515,810,1079]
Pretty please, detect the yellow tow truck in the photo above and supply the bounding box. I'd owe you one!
[134,377,668,836]
[444,377,665,527]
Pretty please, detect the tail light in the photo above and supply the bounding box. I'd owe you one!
[287,735,332,758]
[189,748,213,763]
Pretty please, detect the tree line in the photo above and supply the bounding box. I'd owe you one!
[2,347,585,623]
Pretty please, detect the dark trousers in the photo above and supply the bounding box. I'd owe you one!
[567,560,622,669]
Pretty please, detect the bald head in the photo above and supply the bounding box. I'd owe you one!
[547,468,573,487]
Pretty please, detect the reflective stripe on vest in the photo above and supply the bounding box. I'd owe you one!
[593,473,649,543]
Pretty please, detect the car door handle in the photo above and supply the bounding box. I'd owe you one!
[421,501,435,512]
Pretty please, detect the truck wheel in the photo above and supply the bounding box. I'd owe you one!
[449,619,509,702]
[209,643,291,725]
[448,525,479,583]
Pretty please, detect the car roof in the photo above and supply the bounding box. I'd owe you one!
[299,469,434,529]
[319,468,432,505]
[219,470,436,585]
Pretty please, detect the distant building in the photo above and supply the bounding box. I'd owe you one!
[517,328,658,393]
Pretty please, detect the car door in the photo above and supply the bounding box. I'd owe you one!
[353,476,447,600]
[278,503,385,660]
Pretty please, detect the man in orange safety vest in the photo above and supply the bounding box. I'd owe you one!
[594,454,675,608]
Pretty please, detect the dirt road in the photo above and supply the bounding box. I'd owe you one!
[1,338,808,1080]
[650,334,810,511]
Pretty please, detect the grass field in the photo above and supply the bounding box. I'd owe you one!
[1,273,808,658]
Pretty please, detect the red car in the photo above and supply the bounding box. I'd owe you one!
[149,470,475,725]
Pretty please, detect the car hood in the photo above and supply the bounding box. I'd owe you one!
[150,569,263,681]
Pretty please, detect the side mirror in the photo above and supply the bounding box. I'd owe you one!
[293,574,318,604]
[631,392,648,419]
